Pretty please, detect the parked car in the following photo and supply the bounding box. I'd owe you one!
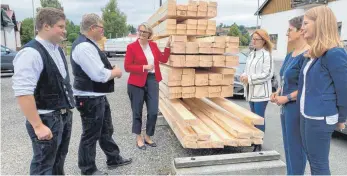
[104,37,137,57]
[1,45,17,73]
[230,52,278,97]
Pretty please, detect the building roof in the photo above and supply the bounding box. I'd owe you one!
[254,0,271,15]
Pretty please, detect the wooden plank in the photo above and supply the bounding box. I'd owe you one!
[208,86,221,93]
[166,59,185,67]
[159,99,198,148]
[221,85,234,97]
[183,68,195,75]
[212,48,225,54]
[171,42,186,54]
[198,1,208,12]
[185,55,200,67]
[197,11,207,17]
[199,47,212,54]
[210,67,236,74]
[206,29,216,35]
[208,1,218,7]
[195,36,227,43]
[195,71,209,86]
[207,6,217,18]
[177,10,187,17]
[187,29,197,35]
[164,98,198,125]
[182,74,195,86]
[183,99,238,147]
[191,124,211,141]
[222,74,234,86]
[187,11,197,17]
[212,42,226,48]
[226,36,240,43]
[199,60,213,67]
[159,83,182,99]
[176,29,186,35]
[147,0,176,28]
[176,24,187,30]
[207,97,265,125]
[213,61,225,67]
[177,5,188,11]
[195,87,209,98]
[188,4,198,11]
[225,47,239,54]
[193,99,252,139]
[226,60,239,67]
[185,42,199,54]
[209,73,223,85]
[197,24,208,30]
[198,42,213,48]
[197,30,206,35]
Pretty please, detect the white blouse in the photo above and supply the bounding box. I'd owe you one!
[141,44,155,73]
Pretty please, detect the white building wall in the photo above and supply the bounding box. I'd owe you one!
[0,27,16,50]
[260,9,304,60]
[328,0,347,41]
[260,0,347,60]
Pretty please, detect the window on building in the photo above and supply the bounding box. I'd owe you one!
[269,34,278,50]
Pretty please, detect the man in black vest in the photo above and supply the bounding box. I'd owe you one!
[12,8,75,175]
[71,13,132,175]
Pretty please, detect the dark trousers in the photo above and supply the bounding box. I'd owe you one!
[26,110,72,175]
[127,74,159,136]
[300,115,336,175]
[249,101,268,132]
[75,96,121,175]
[281,102,306,175]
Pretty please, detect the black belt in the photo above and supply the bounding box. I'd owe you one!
[75,95,105,99]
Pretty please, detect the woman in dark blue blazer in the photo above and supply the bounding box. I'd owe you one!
[299,6,347,175]
[271,16,309,175]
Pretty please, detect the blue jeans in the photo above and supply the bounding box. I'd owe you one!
[26,110,72,175]
[249,101,268,132]
[281,102,306,175]
[300,115,337,175]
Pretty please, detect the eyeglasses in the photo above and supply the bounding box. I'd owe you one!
[252,38,263,41]
[138,30,150,34]
[287,28,298,33]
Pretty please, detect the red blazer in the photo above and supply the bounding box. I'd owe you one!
[124,40,170,87]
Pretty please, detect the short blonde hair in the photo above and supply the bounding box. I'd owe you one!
[304,6,342,58]
[137,23,153,39]
[80,13,104,34]
[253,29,274,53]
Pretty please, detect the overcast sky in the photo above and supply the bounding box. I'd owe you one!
[2,0,265,27]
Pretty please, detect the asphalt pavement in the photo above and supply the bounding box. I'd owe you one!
[1,57,347,175]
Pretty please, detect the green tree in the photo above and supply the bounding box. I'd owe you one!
[20,18,35,45]
[67,33,78,43]
[37,0,63,12]
[228,23,241,37]
[127,24,136,34]
[102,0,128,38]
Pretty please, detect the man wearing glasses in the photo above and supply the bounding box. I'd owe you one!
[71,13,132,175]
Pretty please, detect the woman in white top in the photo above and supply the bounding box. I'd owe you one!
[241,29,274,151]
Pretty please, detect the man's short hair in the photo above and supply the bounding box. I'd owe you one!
[80,13,104,33]
[36,7,66,31]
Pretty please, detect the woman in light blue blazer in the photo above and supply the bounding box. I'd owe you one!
[299,6,347,175]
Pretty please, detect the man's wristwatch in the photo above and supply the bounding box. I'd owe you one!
[286,94,292,101]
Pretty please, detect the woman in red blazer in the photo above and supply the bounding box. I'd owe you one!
[124,23,171,150]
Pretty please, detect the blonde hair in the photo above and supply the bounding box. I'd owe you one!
[80,13,104,34]
[253,29,274,53]
[304,6,342,58]
[137,22,153,39]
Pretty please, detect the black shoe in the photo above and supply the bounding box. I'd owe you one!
[136,141,146,150]
[253,144,262,152]
[81,170,108,175]
[145,141,157,147]
[107,157,133,169]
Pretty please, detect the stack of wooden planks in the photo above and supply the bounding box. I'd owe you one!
[147,0,263,149]
[159,96,265,148]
